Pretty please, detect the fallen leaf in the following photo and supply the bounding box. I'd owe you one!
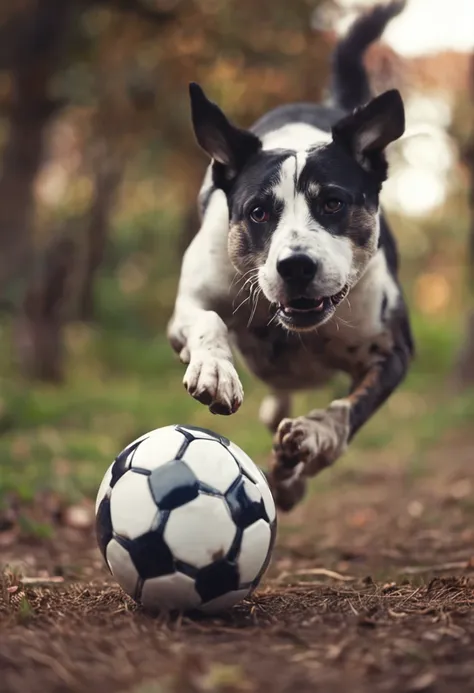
[407,671,436,691]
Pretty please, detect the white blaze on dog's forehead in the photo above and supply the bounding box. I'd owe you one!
[261,123,331,151]
[272,157,314,243]
[273,155,297,202]
[295,150,308,178]
[273,151,308,204]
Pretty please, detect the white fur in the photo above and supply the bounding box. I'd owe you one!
[261,123,331,151]
[326,248,400,341]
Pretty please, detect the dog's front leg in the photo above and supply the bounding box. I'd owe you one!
[168,189,243,416]
[168,300,243,416]
[269,334,413,511]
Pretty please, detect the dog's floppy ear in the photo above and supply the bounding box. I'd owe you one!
[189,82,261,181]
[332,90,405,180]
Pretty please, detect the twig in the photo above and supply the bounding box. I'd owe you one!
[20,576,65,586]
[347,599,359,616]
[276,568,357,583]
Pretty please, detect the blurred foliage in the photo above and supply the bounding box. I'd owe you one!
[0,0,334,234]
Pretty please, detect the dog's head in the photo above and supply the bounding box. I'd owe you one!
[189,83,405,332]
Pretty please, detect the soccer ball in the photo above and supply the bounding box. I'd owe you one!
[95,424,277,613]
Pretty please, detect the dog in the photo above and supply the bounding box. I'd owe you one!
[168,0,414,512]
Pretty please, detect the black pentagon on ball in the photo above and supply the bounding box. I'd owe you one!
[118,530,175,580]
[148,459,199,510]
[110,439,144,487]
[195,559,240,603]
[176,424,230,447]
[225,477,268,529]
[96,496,113,563]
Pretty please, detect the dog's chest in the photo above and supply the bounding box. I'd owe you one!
[230,319,389,391]
[230,323,335,390]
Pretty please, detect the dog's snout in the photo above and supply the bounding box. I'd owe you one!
[277,252,318,284]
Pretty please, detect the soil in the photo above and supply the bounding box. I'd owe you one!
[2,431,474,693]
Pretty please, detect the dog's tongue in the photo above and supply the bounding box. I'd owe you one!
[282,297,325,314]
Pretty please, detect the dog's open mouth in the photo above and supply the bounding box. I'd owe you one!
[278,285,349,330]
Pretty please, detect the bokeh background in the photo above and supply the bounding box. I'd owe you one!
[0,0,473,536]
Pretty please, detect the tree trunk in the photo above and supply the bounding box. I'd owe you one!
[14,236,77,382]
[77,153,123,321]
[0,0,71,298]
[452,54,474,387]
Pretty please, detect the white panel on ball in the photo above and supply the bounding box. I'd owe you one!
[238,519,272,584]
[106,538,139,598]
[241,476,262,504]
[228,441,266,484]
[255,479,276,524]
[110,472,159,540]
[95,462,113,513]
[182,440,240,493]
[130,427,187,471]
[141,572,201,612]
[164,495,236,569]
[199,589,250,614]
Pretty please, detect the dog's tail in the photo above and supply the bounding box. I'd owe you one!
[331,0,405,112]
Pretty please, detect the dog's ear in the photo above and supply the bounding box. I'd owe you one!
[189,82,261,181]
[332,90,405,180]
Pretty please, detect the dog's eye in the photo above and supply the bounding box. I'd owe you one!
[322,198,344,214]
[250,206,270,223]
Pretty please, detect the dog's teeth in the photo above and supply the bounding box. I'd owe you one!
[314,299,324,312]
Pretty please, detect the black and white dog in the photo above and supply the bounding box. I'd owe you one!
[168,1,414,512]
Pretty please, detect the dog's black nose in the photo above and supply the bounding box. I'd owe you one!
[277,253,318,284]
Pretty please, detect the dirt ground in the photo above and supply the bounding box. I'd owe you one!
[3,431,474,693]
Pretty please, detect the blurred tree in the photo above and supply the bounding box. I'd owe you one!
[452,52,474,386]
[2,0,182,379]
[0,0,72,298]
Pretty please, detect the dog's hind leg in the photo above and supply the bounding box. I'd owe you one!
[259,392,291,433]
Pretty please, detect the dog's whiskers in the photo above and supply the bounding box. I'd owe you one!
[232,275,262,317]
[232,295,251,315]
[232,271,260,305]
[334,315,355,330]
[247,285,262,327]
[266,310,278,327]
[230,268,259,298]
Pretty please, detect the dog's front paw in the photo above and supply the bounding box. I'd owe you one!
[183,353,243,415]
[272,402,350,477]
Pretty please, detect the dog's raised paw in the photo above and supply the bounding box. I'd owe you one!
[273,410,348,476]
[183,353,243,415]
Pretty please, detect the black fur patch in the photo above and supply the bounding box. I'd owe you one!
[227,151,287,253]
